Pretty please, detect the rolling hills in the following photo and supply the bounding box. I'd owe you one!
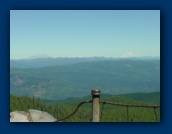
[10,57,160,100]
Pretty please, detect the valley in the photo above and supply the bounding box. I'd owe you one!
[10,57,160,100]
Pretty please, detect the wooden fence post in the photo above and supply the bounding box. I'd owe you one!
[92,89,101,122]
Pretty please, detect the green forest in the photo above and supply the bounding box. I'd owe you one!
[10,92,160,122]
[10,59,160,100]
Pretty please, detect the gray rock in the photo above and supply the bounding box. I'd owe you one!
[10,109,57,122]
[28,109,57,122]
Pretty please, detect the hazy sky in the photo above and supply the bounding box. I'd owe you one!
[10,10,160,59]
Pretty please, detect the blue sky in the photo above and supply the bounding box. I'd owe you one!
[10,10,160,59]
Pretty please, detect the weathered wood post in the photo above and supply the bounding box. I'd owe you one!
[92,89,101,122]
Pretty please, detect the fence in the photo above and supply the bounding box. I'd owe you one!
[55,90,160,122]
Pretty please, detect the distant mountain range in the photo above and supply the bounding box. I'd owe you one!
[28,54,51,59]
[10,57,160,100]
[10,56,160,69]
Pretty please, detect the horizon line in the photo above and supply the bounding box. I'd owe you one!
[10,55,160,60]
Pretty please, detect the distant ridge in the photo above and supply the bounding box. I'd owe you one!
[10,56,160,69]
[28,54,51,59]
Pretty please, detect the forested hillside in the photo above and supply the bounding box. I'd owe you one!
[10,92,160,122]
[10,59,160,100]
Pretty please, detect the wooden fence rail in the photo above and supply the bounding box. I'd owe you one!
[55,89,160,122]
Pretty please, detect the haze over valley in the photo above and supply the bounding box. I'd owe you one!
[10,57,160,100]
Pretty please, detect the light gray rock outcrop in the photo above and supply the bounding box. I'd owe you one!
[10,109,57,122]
